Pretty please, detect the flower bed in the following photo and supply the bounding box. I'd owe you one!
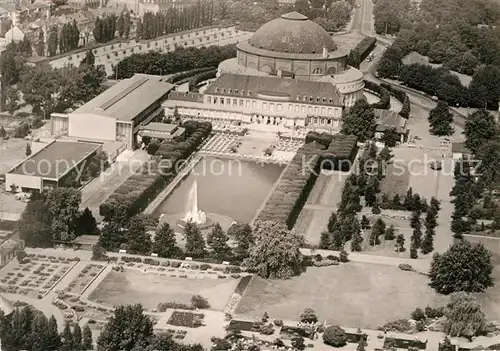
[65,264,104,295]
[167,311,204,328]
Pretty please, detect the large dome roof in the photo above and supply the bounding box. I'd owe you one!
[248,12,336,55]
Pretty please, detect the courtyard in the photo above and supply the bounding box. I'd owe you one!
[235,262,449,329]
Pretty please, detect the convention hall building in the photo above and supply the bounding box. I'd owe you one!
[163,11,365,129]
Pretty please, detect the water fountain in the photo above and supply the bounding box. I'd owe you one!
[177,180,214,229]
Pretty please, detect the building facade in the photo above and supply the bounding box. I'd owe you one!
[164,73,344,128]
[217,12,364,107]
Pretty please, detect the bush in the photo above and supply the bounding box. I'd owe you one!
[411,308,426,321]
[379,319,412,333]
[314,254,323,261]
[398,263,413,271]
[200,264,211,270]
[274,319,283,327]
[323,325,347,347]
[425,306,444,319]
[260,323,275,335]
[191,295,210,309]
[416,320,426,332]
[300,308,318,323]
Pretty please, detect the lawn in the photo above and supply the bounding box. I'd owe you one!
[380,164,410,199]
[88,269,240,311]
[235,263,449,329]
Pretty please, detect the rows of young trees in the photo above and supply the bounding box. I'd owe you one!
[114,44,236,79]
[136,0,215,41]
[451,109,500,236]
[0,306,93,351]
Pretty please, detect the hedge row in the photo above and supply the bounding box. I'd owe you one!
[255,143,322,229]
[187,69,217,92]
[381,83,411,118]
[166,66,215,84]
[364,80,390,110]
[321,135,358,171]
[99,121,212,221]
[353,36,376,62]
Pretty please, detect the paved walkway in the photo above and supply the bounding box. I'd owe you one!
[3,293,66,328]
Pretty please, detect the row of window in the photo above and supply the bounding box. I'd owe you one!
[212,88,336,104]
[205,96,339,117]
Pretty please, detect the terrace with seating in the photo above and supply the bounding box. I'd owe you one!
[201,134,242,153]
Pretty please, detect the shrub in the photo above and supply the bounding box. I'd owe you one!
[416,320,426,332]
[323,325,347,347]
[260,323,275,335]
[300,308,318,323]
[191,295,210,309]
[425,306,444,319]
[398,263,413,271]
[379,319,412,333]
[411,308,426,321]
[171,261,181,268]
[274,319,284,327]
[200,264,211,270]
[314,254,323,261]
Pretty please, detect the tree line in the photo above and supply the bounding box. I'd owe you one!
[0,306,93,351]
[136,0,215,40]
[114,44,236,79]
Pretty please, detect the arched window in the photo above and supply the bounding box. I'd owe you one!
[312,68,323,74]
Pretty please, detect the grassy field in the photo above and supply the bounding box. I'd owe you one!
[465,235,500,321]
[235,263,449,329]
[0,138,26,175]
[380,164,410,199]
[88,270,240,311]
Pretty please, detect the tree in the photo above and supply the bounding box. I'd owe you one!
[97,304,153,351]
[147,141,160,155]
[464,109,498,154]
[246,221,303,279]
[468,65,500,110]
[184,221,206,258]
[444,292,485,339]
[396,234,405,252]
[126,214,153,254]
[339,250,349,262]
[47,315,61,350]
[439,337,455,351]
[384,224,396,240]
[47,27,58,56]
[327,212,337,232]
[340,99,376,142]
[372,202,381,214]
[19,66,62,119]
[152,223,178,258]
[421,228,434,254]
[6,87,20,115]
[351,229,363,252]
[357,338,366,351]
[82,325,93,350]
[292,336,306,351]
[230,223,253,260]
[323,325,347,347]
[75,207,98,236]
[361,215,370,229]
[0,126,6,138]
[300,308,317,323]
[428,101,454,136]
[429,241,494,294]
[73,324,82,348]
[476,139,500,186]
[319,231,332,249]
[80,49,95,67]
[60,322,74,351]
[92,239,108,261]
[100,221,124,251]
[370,218,385,246]
[207,223,230,260]
[16,248,27,263]
[410,241,418,259]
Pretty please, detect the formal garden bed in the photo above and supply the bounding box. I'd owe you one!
[167,311,205,328]
[65,264,104,295]
[0,255,77,297]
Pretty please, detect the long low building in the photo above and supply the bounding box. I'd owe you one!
[5,140,101,192]
[51,74,175,149]
[163,73,344,128]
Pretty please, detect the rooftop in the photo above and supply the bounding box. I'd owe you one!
[72,75,175,121]
[248,11,336,54]
[452,142,471,154]
[140,123,178,133]
[204,73,343,106]
[9,141,101,179]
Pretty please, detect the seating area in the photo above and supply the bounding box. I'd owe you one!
[201,134,242,153]
[273,138,304,152]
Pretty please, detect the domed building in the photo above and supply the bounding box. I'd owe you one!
[218,11,365,106]
[164,12,364,128]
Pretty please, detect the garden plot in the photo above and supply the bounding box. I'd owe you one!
[380,164,410,199]
[235,263,449,329]
[65,264,104,295]
[0,254,77,298]
[88,268,240,311]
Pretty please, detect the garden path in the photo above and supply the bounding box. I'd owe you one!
[3,293,66,328]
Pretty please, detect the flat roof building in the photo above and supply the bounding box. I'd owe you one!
[51,74,175,150]
[5,141,101,192]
